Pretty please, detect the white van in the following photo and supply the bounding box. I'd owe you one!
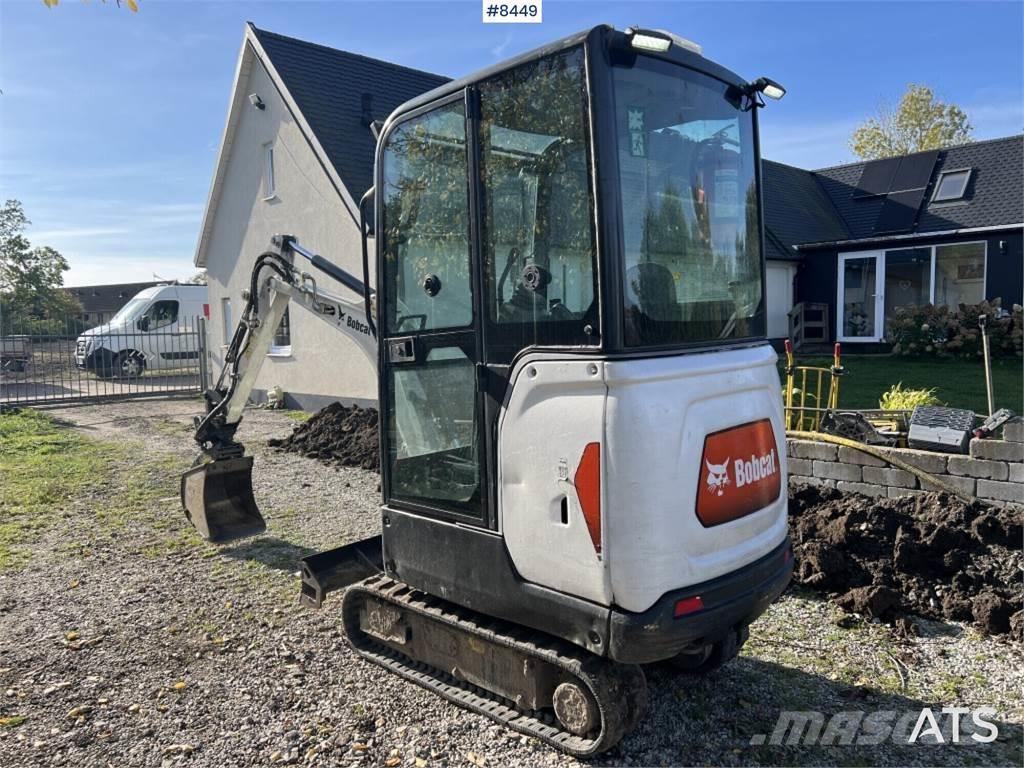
[75,284,208,378]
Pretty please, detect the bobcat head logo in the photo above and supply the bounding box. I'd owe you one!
[705,458,731,496]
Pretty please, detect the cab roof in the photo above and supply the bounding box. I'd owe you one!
[383,25,750,135]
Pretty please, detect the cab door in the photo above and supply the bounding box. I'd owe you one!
[378,92,486,526]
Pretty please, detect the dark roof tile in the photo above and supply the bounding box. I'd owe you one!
[251,25,450,201]
[63,281,164,312]
[810,135,1023,241]
[761,160,848,260]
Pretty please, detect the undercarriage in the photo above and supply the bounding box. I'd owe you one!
[342,575,649,756]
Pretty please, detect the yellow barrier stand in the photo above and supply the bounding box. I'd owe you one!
[783,341,842,431]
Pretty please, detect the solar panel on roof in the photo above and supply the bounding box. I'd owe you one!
[853,157,900,198]
[889,150,938,192]
[872,189,926,234]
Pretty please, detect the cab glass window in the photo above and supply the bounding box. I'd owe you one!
[613,57,765,346]
[479,47,598,351]
[381,99,472,334]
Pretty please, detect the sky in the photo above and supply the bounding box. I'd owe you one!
[1,0,1021,286]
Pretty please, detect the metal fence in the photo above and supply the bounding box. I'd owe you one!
[1,313,209,407]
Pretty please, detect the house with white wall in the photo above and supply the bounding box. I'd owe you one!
[194,23,447,409]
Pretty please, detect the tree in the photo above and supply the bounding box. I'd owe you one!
[850,84,973,160]
[185,270,208,285]
[0,200,82,327]
[42,0,139,11]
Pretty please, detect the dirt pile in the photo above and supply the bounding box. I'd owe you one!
[268,402,379,471]
[789,484,1022,636]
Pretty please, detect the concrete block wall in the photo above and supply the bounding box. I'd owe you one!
[787,418,1024,507]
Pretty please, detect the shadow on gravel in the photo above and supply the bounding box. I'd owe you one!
[604,657,1023,767]
[218,537,317,573]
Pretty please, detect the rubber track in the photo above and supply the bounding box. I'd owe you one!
[341,574,648,757]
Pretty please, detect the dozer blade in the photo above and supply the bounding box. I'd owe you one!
[180,455,266,543]
[300,536,383,608]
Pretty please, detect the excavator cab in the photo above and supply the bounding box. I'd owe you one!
[181,25,791,754]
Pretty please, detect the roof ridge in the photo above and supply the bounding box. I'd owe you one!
[810,133,1023,174]
[247,22,450,83]
[64,281,162,290]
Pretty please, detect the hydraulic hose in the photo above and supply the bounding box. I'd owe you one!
[197,250,297,444]
[786,430,974,503]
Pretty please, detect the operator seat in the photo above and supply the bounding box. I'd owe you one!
[624,261,681,345]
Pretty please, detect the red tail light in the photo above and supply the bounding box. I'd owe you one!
[574,442,601,555]
[673,596,704,617]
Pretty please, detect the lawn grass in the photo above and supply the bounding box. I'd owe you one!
[0,409,204,570]
[784,355,1022,414]
[0,409,115,569]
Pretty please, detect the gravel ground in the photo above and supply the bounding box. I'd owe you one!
[0,396,1021,767]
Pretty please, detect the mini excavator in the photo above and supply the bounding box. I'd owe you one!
[181,26,793,755]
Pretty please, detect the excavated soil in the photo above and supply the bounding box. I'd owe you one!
[267,402,379,471]
[789,484,1023,637]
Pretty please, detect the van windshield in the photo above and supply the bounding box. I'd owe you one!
[108,298,149,326]
[613,56,765,346]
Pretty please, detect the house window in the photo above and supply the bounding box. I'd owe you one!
[883,247,931,322]
[837,241,987,342]
[934,242,985,307]
[932,169,971,202]
[221,297,232,345]
[263,142,276,200]
[269,308,291,356]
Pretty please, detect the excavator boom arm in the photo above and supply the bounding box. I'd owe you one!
[219,274,378,425]
[181,235,376,543]
[194,236,376,453]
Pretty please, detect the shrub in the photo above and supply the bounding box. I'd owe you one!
[879,382,941,410]
[887,298,1022,359]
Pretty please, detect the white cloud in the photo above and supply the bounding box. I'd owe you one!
[65,255,198,287]
[30,226,132,240]
[759,116,860,169]
[491,33,513,58]
[963,99,1024,139]
[22,199,203,285]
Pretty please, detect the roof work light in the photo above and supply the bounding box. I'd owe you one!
[752,77,786,100]
[625,27,703,56]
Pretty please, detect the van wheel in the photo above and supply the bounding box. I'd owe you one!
[115,351,146,379]
[669,625,748,675]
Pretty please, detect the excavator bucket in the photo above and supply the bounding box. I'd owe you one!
[180,456,266,543]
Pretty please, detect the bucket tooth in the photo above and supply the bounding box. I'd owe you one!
[180,456,266,543]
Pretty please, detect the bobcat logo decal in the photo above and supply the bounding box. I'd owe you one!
[705,458,731,496]
[698,420,781,527]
